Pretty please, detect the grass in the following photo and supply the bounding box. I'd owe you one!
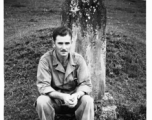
[104,0,146,43]
[4,28,54,120]
[106,32,146,120]
[4,28,146,120]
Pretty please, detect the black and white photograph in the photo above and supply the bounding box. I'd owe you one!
[4,0,146,120]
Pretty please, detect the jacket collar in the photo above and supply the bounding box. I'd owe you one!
[52,50,76,79]
[52,50,60,66]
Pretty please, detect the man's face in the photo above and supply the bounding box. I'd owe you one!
[54,34,72,57]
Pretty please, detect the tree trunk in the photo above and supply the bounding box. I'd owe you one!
[61,0,106,101]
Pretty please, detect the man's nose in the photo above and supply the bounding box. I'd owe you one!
[62,44,66,49]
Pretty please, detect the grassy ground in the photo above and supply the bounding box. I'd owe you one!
[104,0,146,43]
[106,32,146,120]
[4,0,146,120]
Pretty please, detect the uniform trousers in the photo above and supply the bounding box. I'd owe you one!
[36,95,94,120]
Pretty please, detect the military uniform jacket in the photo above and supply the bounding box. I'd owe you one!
[37,49,92,95]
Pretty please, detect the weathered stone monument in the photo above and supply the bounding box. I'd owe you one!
[57,0,117,119]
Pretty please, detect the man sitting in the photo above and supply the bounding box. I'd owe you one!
[36,26,94,120]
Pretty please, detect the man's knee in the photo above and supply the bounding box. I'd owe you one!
[36,95,51,107]
[81,95,94,105]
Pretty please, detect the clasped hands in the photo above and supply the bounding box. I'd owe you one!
[49,91,84,108]
[62,93,79,108]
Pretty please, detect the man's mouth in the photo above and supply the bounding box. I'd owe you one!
[61,50,67,52]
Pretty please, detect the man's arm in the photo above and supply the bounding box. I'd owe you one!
[37,59,56,94]
[75,55,92,95]
[72,91,85,99]
[48,91,74,106]
[68,55,92,107]
[48,91,65,100]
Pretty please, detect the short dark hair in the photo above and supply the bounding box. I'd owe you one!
[52,26,72,41]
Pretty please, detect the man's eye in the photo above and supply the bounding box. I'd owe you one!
[58,43,63,45]
[65,42,70,45]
